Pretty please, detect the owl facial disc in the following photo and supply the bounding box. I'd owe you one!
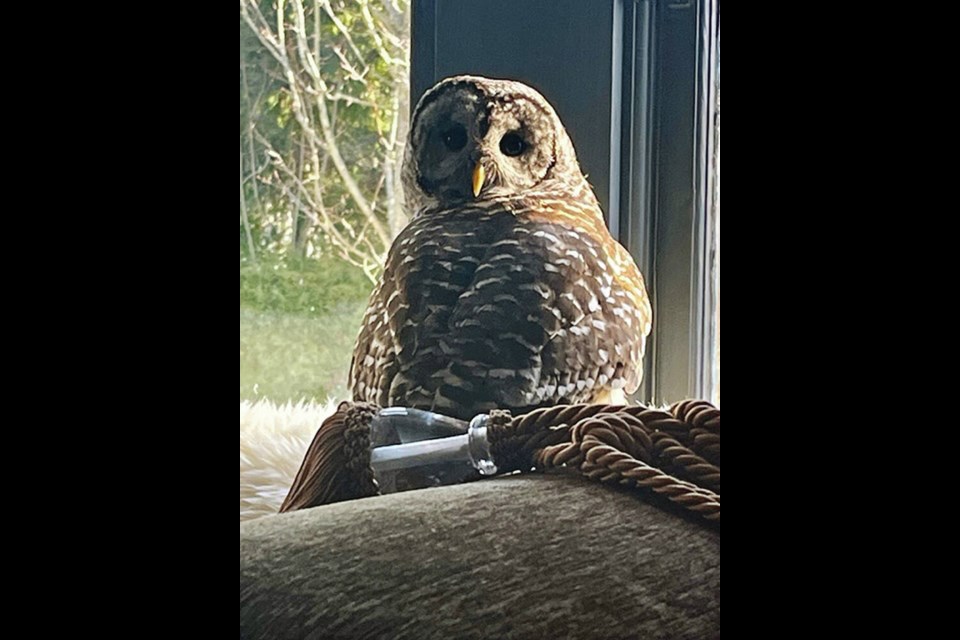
[403,75,583,213]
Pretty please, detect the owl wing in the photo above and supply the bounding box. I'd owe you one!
[533,222,652,402]
[350,276,397,406]
[499,205,651,406]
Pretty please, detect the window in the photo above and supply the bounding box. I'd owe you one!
[240,0,720,407]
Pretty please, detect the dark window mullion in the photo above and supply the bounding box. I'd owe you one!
[656,0,699,404]
[619,0,657,403]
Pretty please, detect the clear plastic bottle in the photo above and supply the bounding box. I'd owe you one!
[368,408,498,493]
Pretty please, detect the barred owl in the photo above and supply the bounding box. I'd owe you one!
[350,76,651,421]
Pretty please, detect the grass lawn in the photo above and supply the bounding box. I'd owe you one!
[240,303,366,403]
[240,256,374,403]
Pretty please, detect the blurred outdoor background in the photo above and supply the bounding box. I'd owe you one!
[240,0,411,402]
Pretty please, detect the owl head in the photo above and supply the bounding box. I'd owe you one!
[402,75,591,214]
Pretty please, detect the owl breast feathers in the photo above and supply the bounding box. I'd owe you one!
[350,76,651,420]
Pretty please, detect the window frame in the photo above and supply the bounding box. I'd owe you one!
[619,0,720,403]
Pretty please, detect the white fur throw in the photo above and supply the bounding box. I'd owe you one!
[240,399,339,521]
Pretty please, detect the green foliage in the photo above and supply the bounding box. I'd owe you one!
[240,256,373,316]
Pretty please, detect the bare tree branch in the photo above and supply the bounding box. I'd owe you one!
[320,0,369,75]
[240,0,408,276]
[240,141,258,262]
[359,0,401,68]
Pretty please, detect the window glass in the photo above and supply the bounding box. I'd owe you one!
[240,0,410,403]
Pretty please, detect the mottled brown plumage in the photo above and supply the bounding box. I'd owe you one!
[351,76,651,420]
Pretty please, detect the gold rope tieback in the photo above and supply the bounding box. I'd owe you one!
[280,400,720,524]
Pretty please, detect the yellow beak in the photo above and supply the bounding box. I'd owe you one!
[472,163,486,198]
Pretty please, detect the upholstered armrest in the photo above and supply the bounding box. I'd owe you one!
[240,474,720,639]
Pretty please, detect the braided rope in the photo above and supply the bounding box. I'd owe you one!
[279,401,380,512]
[671,400,721,466]
[494,401,721,523]
[280,398,720,524]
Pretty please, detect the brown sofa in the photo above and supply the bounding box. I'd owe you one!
[240,473,720,639]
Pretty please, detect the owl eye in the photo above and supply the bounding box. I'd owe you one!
[441,125,467,151]
[500,133,526,157]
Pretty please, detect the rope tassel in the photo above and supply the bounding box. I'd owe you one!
[279,400,720,524]
[278,402,380,512]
